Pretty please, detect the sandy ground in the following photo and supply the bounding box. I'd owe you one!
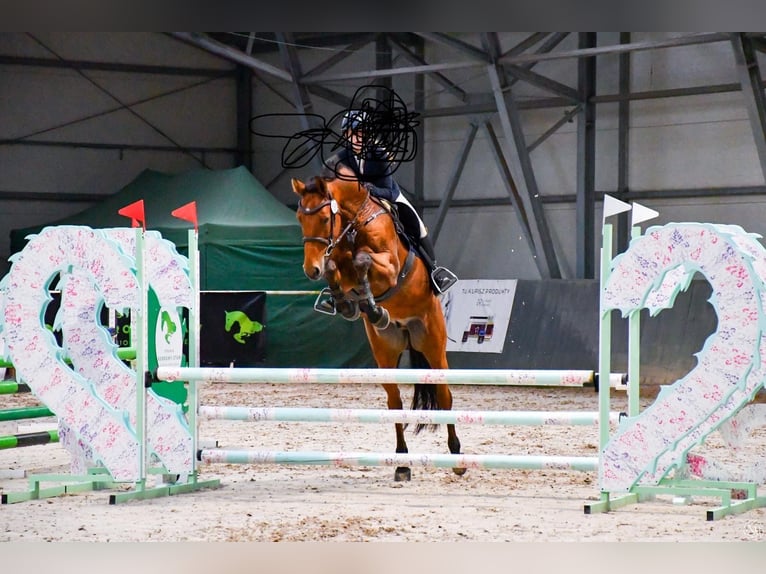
[1,381,765,542]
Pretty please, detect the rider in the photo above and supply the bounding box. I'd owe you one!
[327,109,458,294]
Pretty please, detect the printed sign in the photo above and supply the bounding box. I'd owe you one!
[200,291,267,366]
[154,306,184,368]
[441,279,517,353]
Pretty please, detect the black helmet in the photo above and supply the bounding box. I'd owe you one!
[341,109,368,132]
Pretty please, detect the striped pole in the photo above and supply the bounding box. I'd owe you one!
[0,406,54,422]
[159,366,625,388]
[0,347,136,369]
[198,449,600,472]
[0,430,59,450]
[199,405,625,426]
[0,382,32,395]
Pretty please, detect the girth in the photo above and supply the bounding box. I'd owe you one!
[353,248,417,304]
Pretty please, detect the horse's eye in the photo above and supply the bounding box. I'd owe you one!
[320,215,330,225]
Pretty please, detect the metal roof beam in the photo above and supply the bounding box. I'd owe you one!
[170,32,293,82]
[483,32,561,279]
[412,32,490,62]
[499,32,730,65]
[484,120,536,256]
[275,32,323,172]
[431,123,479,243]
[503,64,580,102]
[575,32,597,280]
[502,33,550,58]
[388,36,467,102]
[302,33,376,78]
[730,33,766,182]
[526,105,582,152]
[0,54,233,77]
[301,60,484,84]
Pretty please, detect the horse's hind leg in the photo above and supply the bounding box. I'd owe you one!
[382,383,411,482]
[434,383,466,476]
[413,313,466,477]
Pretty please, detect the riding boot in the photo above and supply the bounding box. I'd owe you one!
[417,235,458,294]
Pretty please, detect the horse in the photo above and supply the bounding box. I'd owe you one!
[291,168,464,481]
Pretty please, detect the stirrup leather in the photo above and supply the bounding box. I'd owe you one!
[313,288,337,315]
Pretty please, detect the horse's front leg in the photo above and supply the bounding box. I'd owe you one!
[353,251,390,329]
[323,258,359,320]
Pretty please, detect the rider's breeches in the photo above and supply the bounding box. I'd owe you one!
[392,192,428,239]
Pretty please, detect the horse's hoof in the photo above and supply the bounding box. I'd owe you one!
[452,467,467,476]
[372,307,390,329]
[338,301,360,321]
[394,467,411,482]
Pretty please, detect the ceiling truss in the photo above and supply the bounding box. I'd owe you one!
[5,32,766,278]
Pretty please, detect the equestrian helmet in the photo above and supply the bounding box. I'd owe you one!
[341,109,368,132]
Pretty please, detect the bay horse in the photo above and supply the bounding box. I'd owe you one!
[291,168,464,481]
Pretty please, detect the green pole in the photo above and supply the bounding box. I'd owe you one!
[598,223,614,450]
[628,226,642,417]
[0,382,31,395]
[134,226,148,485]
[0,406,53,422]
[0,430,59,449]
[597,221,614,506]
[188,228,200,476]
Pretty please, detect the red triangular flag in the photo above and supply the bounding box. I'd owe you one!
[171,201,198,231]
[117,199,145,229]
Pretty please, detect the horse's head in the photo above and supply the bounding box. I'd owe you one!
[292,176,336,281]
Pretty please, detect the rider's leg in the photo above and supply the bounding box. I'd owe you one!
[393,194,458,294]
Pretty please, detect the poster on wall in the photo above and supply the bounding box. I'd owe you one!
[200,291,267,366]
[440,279,517,353]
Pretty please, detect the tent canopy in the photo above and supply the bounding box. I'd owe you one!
[9,167,371,367]
[11,167,303,289]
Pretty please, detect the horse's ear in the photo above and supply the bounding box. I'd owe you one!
[291,178,305,196]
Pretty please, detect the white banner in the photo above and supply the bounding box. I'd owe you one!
[440,279,517,353]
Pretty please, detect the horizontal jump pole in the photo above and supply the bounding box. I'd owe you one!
[198,449,600,472]
[199,405,625,426]
[0,430,59,450]
[0,405,54,422]
[159,367,626,388]
[0,381,32,395]
[0,346,136,369]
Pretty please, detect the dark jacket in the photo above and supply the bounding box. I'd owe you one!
[328,146,400,201]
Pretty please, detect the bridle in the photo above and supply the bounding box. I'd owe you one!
[297,184,384,259]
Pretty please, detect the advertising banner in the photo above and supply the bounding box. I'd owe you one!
[200,291,267,367]
[440,280,517,353]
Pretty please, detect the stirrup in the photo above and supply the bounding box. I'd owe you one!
[313,288,337,316]
[431,267,458,294]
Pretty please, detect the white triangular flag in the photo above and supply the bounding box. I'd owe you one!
[631,202,659,226]
[603,194,632,222]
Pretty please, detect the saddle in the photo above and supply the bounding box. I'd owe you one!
[376,198,413,250]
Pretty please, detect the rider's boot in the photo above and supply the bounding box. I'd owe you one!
[417,234,458,294]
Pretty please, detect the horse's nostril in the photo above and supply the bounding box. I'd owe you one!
[305,266,322,280]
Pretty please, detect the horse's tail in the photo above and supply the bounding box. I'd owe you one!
[409,348,439,434]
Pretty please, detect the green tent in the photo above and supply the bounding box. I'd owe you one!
[10,166,371,368]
